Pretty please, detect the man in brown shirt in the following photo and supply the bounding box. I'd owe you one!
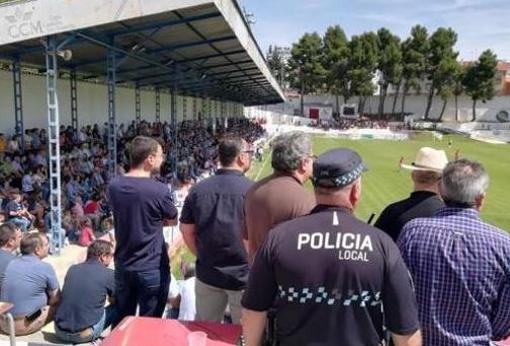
[243,131,316,262]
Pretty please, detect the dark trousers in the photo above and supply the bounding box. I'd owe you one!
[113,266,170,326]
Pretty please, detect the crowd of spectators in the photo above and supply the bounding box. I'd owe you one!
[0,118,266,245]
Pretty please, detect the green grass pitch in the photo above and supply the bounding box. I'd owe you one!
[248,133,510,231]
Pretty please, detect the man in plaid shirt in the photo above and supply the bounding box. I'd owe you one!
[398,159,510,346]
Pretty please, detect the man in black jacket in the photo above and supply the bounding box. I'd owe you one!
[375,147,448,241]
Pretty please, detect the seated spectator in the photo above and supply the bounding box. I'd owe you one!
[5,190,33,232]
[78,217,95,247]
[0,233,59,336]
[98,217,115,247]
[55,240,116,344]
[0,223,21,292]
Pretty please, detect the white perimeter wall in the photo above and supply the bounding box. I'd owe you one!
[0,70,243,135]
[280,93,510,122]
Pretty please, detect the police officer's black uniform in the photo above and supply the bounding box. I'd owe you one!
[242,149,420,346]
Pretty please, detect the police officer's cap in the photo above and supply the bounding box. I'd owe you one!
[312,148,368,188]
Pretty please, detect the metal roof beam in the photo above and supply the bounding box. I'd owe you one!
[110,12,222,38]
[132,66,259,86]
[146,35,236,55]
[69,48,246,69]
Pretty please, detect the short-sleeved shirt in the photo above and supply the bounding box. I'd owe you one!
[1,255,59,316]
[180,169,252,290]
[108,176,178,271]
[0,249,15,295]
[375,191,444,241]
[243,173,316,261]
[55,259,115,333]
[242,205,420,346]
[5,200,22,219]
[78,227,94,247]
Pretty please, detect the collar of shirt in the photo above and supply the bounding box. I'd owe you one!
[21,254,40,262]
[273,171,303,185]
[410,190,438,199]
[311,204,353,214]
[216,168,244,176]
[434,206,480,220]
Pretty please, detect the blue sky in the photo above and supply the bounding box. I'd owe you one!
[240,0,510,61]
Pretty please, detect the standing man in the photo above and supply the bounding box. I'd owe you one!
[108,136,178,324]
[398,159,510,346]
[375,147,448,241]
[242,149,422,346]
[243,131,316,262]
[1,233,60,336]
[55,240,116,344]
[180,138,253,324]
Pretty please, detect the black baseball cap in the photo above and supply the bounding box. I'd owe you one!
[312,148,368,188]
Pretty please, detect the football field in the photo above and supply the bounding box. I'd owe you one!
[248,133,510,231]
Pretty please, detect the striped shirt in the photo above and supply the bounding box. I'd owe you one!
[398,207,510,346]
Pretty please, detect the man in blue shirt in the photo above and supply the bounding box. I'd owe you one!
[55,240,116,343]
[108,136,178,325]
[399,159,510,346]
[0,223,21,293]
[0,233,60,336]
[180,137,253,323]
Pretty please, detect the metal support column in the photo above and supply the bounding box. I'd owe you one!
[70,69,78,131]
[182,95,187,121]
[106,49,117,177]
[155,87,161,122]
[135,83,141,126]
[193,96,197,121]
[170,86,177,174]
[44,37,62,254]
[12,59,24,151]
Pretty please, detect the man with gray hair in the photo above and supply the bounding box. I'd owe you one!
[243,131,316,262]
[398,159,510,346]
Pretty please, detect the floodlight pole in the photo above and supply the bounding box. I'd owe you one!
[106,49,117,178]
[70,69,78,131]
[44,36,63,255]
[12,58,24,151]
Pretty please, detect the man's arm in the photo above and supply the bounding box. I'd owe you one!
[180,223,198,256]
[392,330,422,346]
[47,289,60,306]
[242,308,267,346]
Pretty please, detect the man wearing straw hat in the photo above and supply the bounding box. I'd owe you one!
[375,147,448,242]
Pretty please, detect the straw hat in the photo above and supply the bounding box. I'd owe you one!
[401,147,448,173]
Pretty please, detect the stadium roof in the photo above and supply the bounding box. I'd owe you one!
[0,0,285,105]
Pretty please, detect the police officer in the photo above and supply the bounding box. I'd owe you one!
[241,148,422,346]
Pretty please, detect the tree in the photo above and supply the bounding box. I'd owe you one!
[347,32,379,115]
[423,27,459,120]
[287,33,326,116]
[376,28,402,118]
[400,25,429,117]
[463,50,498,121]
[453,66,466,122]
[436,57,461,121]
[322,25,349,116]
[266,46,287,88]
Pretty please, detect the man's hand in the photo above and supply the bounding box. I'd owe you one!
[242,308,267,346]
